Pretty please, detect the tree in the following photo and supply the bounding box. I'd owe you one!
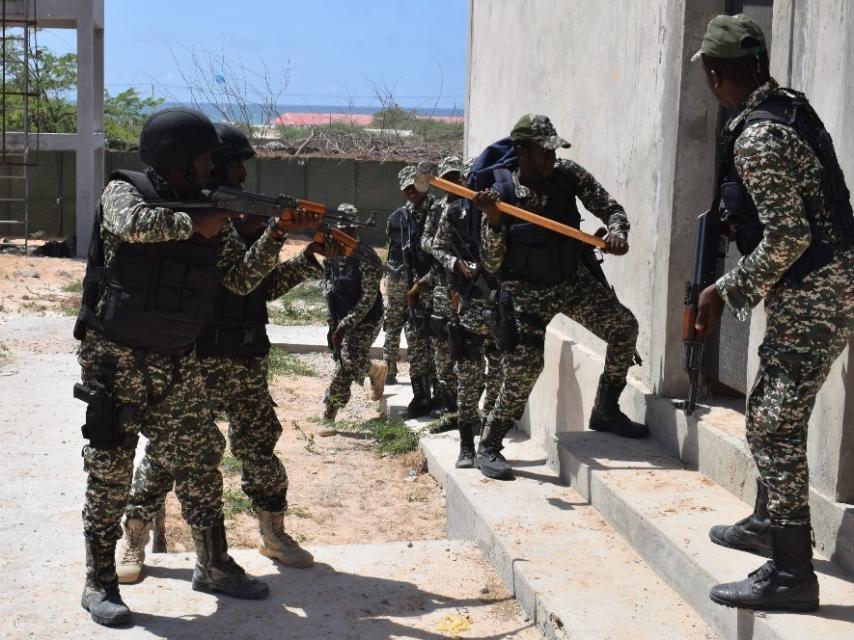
[104,88,164,146]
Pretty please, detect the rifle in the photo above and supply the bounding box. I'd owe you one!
[682,209,726,415]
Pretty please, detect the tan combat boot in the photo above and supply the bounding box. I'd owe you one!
[116,517,151,584]
[257,511,314,568]
[318,403,338,437]
[367,360,388,401]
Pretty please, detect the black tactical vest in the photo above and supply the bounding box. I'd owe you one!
[444,199,498,299]
[494,167,584,284]
[386,206,411,269]
[76,170,220,353]
[325,251,383,327]
[195,228,271,359]
[719,89,854,285]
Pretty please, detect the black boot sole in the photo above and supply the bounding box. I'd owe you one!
[82,598,132,627]
[192,579,270,600]
[455,458,475,469]
[709,591,818,612]
[475,459,514,480]
[708,530,772,558]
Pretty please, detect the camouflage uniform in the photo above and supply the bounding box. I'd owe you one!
[480,157,638,444]
[716,79,854,526]
[81,172,284,544]
[420,193,459,407]
[431,198,502,432]
[382,269,408,365]
[125,253,320,519]
[324,249,384,410]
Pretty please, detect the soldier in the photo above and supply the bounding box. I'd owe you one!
[430,159,502,467]
[73,108,317,625]
[693,15,854,612]
[472,114,646,481]
[420,156,464,426]
[386,165,438,417]
[115,123,321,587]
[321,203,387,433]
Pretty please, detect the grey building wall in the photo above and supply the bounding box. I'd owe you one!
[1,153,408,246]
[466,0,853,502]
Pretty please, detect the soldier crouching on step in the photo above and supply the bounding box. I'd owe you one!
[74,108,320,625]
[115,123,324,589]
[319,204,387,435]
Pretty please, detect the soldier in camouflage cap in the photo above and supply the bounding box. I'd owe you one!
[336,202,359,222]
[472,113,645,480]
[693,14,854,612]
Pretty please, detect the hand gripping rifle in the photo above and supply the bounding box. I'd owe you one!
[682,209,726,415]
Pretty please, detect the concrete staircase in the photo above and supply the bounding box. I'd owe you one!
[383,366,854,639]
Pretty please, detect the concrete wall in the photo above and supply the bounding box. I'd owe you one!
[0,153,408,246]
[466,0,854,507]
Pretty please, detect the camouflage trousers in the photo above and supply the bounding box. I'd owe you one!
[126,354,289,517]
[431,282,458,399]
[79,333,225,544]
[454,325,502,431]
[405,286,435,382]
[382,272,408,364]
[325,320,382,409]
[484,263,638,439]
[746,253,854,526]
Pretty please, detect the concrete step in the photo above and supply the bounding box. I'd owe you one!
[383,377,715,639]
[414,428,717,640]
[555,429,854,640]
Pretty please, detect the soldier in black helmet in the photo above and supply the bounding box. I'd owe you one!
[115,123,324,587]
[72,108,317,626]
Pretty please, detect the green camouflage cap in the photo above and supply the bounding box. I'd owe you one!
[437,155,464,178]
[398,165,417,191]
[691,14,767,62]
[510,114,570,150]
[336,202,358,221]
[462,157,475,178]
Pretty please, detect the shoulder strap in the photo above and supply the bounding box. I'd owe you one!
[109,169,162,202]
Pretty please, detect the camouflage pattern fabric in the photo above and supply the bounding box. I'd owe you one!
[81,333,226,543]
[404,286,434,381]
[125,252,321,519]
[382,272,408,364]
[716,79,854,525]
[325,252,384,409]
[81,173,284,543]
[455,331,502,428]
[480,159,637,444]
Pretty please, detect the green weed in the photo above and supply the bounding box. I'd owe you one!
[61,279,84,293]
[336,418,418,456]
[220,450,243,473]
[267,281,327,326]
[223,487,253,519]
[268,350,318,380]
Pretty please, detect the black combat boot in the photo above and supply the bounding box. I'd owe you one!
[709,478,772,557]
[588,375,649,438]
[191,518,269,599]
[710,524,818,612]
[81,538,132,627]
[385,360,398,385]
[475,420,514,480]
[455,420,476,469]
[404,377,432,418]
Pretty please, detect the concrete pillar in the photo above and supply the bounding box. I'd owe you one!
[74,0,105,257]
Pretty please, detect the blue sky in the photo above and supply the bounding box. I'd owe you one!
[41,1,469,111]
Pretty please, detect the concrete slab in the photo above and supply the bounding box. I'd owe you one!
[555,431,854,640]
[267,323,407,359]
[414,428,716,640]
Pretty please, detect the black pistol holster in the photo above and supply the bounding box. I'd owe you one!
[74,358,138,450]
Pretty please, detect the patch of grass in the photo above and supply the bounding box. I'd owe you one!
[61,279,84,293]
[268,350,318,380]
[291,420,318,454]
[29,230,47,240]
[220,450,243,473]
[268,281,327,326]
[223,487,253,519]
[405,490,429,503]
[336,418,418,456]
[295,533,309,545]
[0,342,11,367]
[286,505,312,519]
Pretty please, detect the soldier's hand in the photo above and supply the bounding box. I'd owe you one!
[274,208,322,234]
[192,209,231,239]
[454,259,473,279]
[474,190,502,228]
[695,284,725,337]
[407,283,421,307]
[598,228,628,255]
[331,325,345,347]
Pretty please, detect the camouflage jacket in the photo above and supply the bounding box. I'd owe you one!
[716,78,837,320]
[99,175,284,301]
[480,159,630,273]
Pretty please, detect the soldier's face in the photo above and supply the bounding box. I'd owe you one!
[190,152,214,189]
[223,160,248,189]
[403,185,425,206]
[520,143,556,178]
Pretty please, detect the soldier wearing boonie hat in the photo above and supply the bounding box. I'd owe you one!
[691,13,854,613]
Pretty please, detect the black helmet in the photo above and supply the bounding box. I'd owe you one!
[139,108,219,170]
[212,123,256,171]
